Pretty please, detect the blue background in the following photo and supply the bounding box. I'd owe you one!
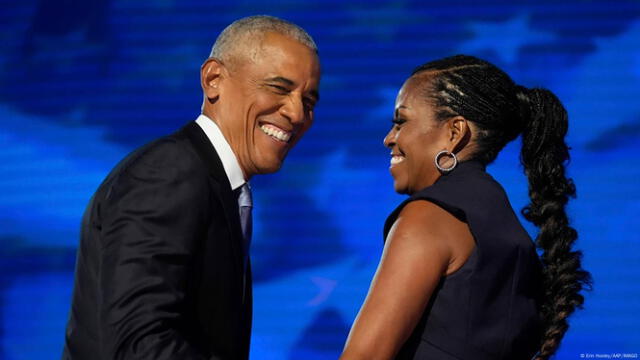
[1,1,639,358]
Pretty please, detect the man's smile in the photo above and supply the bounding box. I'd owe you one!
[259,123,293,143]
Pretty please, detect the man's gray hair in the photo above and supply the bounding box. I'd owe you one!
[209,15,317,63]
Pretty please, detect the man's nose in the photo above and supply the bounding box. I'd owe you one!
[280,95,305,124]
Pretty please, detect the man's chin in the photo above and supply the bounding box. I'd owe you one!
[255,158,285,175]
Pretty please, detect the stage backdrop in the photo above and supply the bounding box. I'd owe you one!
[1,1,639,358]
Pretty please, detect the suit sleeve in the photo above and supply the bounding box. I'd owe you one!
[98,154,213,360]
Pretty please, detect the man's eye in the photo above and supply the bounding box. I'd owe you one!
[269,84,289,93]
[303,98,316,110]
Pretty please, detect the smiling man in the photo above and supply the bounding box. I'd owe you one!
[62,16,320,360]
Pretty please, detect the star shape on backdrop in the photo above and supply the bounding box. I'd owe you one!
[458,14,556,64]
[307,276,338,306]
[365,86,398,127]
[346,2,430,41]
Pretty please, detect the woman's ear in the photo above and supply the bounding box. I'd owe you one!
[448,116,472,153]
[201,58,223,102]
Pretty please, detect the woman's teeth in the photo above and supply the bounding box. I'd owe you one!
[390,155,404,165]
[260,124,291,142]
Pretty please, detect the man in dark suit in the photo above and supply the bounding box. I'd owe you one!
[62,15,320,359]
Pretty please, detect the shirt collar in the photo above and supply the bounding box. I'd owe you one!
[195,114,246,191]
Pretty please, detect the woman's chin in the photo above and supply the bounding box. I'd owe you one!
[393,181,410,195]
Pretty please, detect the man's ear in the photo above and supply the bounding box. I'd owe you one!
[201,58,223,102]
[447,116,471,153]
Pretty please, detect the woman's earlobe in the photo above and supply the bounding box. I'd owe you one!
[450,117,471,153]
[447,116,464,140]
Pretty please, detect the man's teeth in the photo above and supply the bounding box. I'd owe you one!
[390,155,404,165]
[260,125,291,142]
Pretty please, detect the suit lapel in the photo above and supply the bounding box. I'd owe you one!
[180,121,245,281]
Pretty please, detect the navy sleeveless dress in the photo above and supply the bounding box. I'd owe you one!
[383,160,542,360]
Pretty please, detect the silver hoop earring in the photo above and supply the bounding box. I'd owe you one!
[434,150,458,173]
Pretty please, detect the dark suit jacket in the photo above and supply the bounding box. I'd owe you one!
[62,122,252,360]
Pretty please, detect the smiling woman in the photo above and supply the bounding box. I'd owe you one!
[340,55,591,360]
[383,72,476,195]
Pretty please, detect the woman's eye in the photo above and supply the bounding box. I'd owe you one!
[392,118,405,130]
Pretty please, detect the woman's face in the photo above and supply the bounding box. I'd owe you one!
[383,75,451,194]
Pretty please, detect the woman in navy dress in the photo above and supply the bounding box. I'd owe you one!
[340,55,591,360]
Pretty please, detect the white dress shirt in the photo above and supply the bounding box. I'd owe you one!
[195,114,245,191]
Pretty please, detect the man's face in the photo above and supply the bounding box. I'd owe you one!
[207,32,320,178]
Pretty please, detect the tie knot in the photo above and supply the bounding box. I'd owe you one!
[237,183,252,208]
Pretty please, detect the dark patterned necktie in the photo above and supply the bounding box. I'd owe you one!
[237,182,252,268]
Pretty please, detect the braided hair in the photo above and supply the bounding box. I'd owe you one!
[411,55,591,359]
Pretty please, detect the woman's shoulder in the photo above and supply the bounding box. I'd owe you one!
[420,161,509,209]
[384,161,511,239]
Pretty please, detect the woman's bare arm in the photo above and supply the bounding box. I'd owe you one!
[340,200,474,360]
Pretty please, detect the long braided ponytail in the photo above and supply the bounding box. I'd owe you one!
[412,55,592,359]
[518,87,592,358]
